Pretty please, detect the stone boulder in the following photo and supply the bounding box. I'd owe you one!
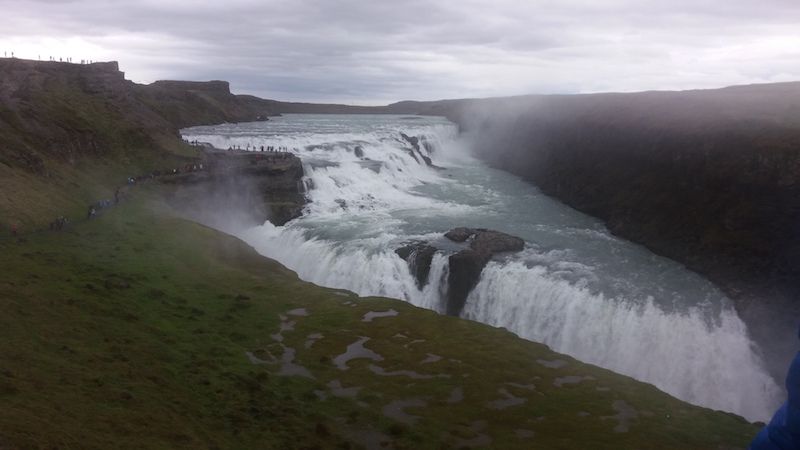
[400,132,434,167]
[446,249,491,315]
[445,228,525,316]
[395,242,438,289]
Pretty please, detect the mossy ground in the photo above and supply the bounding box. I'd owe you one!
[0,189,759,449]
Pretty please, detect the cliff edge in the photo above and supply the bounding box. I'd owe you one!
[430,84,800,380]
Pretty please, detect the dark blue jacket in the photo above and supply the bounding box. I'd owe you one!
[751,329,800,449]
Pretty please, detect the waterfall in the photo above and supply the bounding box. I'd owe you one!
[184,114,782,422]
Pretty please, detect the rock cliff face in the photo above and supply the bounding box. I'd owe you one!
[161,150,305,228]
[427,83,800,378]
[0,58,305,227]
[134,80,275,128]
[0,59,172,173]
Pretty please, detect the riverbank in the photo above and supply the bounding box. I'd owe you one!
[0,189,759,449]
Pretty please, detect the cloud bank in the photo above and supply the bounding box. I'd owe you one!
[1,0,799,104]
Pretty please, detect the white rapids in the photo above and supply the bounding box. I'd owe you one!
[183,113,782,422]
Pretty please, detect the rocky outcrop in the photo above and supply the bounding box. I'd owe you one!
[444,228,524,315]
[161,150,306,227]
[395,242,437,289]
[400,132,433,166]
[134,80,274,129]
[395,228,524,316]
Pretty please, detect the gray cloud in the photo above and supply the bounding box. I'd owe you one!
[1,0,799,103]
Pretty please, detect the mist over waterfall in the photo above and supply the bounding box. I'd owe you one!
[183,114,782,422]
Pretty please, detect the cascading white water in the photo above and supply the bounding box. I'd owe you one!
[183,114,782,422]
[463,261,781,420]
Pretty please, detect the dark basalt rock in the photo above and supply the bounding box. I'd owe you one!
[400,132,420,151]
[444,227,525,253]
[162,151,307,228]
[354,145,364,158]
[470,230,525,254]
[444,227,473,242]
[395,242,438,289]
[443,227,525,316]
[400,132,434,167]
[446,249,491,315]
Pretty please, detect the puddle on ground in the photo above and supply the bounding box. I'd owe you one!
[403,339,426,349]
[333,337,384,370]
[287,307,309,316]
[270,319,296,342]
[328,379,362,398]
[277,345,314,379]
[603,400,638,433]
[368,364,450,379]
[362,309,398,322]
[447,387,464,404]
[305,332,324,349]
[420,353,442,364]
[506,382,536,391]
[553,375,594,387]
[382,398,426,425]
[487,388,527,410]
[536,359,568,369]
[245,345,313,379]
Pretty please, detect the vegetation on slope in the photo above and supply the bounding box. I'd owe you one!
[0,191,758,449]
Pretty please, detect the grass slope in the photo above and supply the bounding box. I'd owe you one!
[0,190,759,449]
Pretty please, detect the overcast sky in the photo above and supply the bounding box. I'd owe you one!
[2,0,800,104]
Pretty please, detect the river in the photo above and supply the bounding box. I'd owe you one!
[183,113,781,422]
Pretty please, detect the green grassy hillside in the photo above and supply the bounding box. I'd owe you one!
[0,190,759,449]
